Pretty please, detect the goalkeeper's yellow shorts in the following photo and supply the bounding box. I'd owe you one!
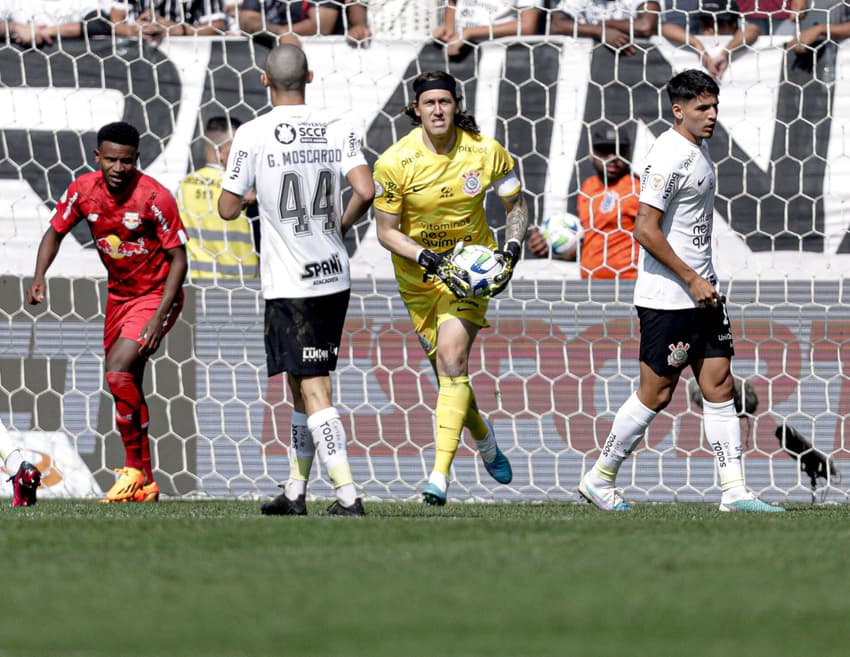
[398,275,489,359]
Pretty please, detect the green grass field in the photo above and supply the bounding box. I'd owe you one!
[1,500,848,657]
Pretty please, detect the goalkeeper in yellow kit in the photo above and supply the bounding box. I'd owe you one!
[373,70,529,505]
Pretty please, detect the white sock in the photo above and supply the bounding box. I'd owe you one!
[594,392,656,482]
[703,398,745,496]
[284,411,313,500]
[308,406,357,507]
[475,414,497,463]
[0,418,24,475]
[428,471,448,492]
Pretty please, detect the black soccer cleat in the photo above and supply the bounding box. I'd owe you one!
[327,498,365,517]
[261,492,307,516]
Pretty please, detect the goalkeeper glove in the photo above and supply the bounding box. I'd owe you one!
[489,240,522,297]
[417,245,470,299]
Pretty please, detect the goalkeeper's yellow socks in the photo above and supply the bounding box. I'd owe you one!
[702,398,746,497]
[464,402,488,440]
[308,406,357,507]
[595,392,656,482]
[285,411,313,499]
[433,375,472,478]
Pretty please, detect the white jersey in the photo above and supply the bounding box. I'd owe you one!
[0,0,103,23]
[634,127,718,310]
[453,0,541,33]
[554,0,647,23]
[222,105,367,300]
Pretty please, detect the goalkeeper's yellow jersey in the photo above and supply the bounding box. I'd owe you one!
[177,165,259,281]
[373,126,520,288]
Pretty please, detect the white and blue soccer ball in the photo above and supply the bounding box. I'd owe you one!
[451,244,504,298]
[542,212,584,258]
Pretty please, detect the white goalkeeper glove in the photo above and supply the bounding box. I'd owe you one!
[489,240,522,297]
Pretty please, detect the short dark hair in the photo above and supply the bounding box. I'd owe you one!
[666,69,720,105]
[97,121,140,149]
[204,116,242,135]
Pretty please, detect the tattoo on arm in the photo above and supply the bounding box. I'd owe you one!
[504,194,529,244]
[401,233,425,252]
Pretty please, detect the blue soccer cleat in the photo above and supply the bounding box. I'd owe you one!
[484,447,513,485]
[422,483,447,506]
[480,417,512,484]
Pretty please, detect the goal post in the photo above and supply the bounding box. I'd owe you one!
[1,26,848,502]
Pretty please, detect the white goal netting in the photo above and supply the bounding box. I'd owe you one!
[2,3,850,503]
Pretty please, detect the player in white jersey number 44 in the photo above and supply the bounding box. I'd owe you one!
[219,44,375,517]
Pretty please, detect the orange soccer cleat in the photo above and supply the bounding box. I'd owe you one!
[132,481,160,503]
[100,467,145,504]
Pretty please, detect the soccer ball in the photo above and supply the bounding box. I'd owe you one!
[542,212,584,258]
[450,244,504,298]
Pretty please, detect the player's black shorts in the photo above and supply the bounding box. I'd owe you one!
[264,289,350,377]
[637,299,734,376]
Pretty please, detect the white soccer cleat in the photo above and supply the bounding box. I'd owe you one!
[578,471,631,511]
[719,490,785,513]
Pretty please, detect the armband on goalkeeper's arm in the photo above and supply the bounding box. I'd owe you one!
[417,246,470,299]
[489,239,522,297]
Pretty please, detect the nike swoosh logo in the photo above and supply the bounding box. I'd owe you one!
[411,184,428,193]
[698,177,706,186]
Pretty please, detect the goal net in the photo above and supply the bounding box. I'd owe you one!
[2,5,849,503]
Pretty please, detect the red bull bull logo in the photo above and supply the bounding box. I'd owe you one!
[96,235,149,259]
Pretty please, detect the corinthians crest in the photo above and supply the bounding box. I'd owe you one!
[461,170,482,196]
[667,341,690,367]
